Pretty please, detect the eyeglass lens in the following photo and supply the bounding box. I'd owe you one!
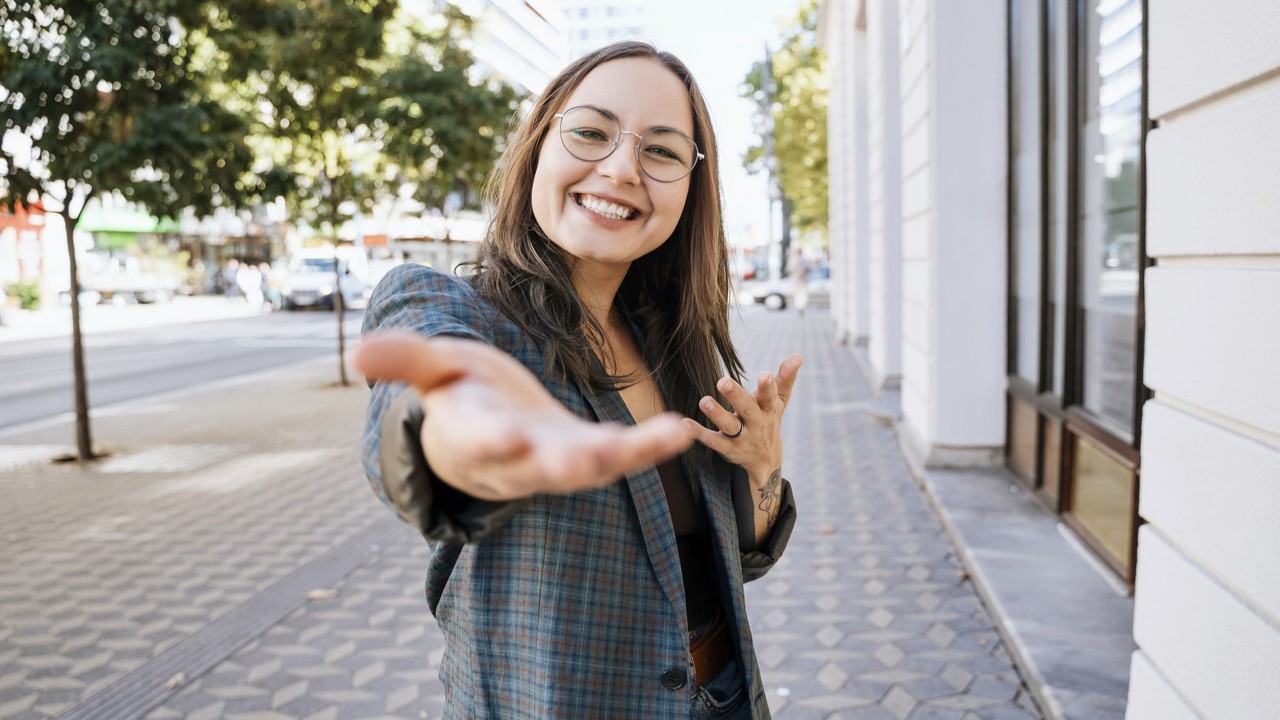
[558,106,698,182]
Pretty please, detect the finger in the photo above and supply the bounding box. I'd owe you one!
[545,416,692,493]
[681,417,733,456]
[756,372,779,412]
[774,354,804,404]
[351,331,475,393]
[594,414,693,479]
[698,395,742,436]
[717,376,762,420]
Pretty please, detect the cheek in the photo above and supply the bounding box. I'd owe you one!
[655,184,691,230]
[530,149,559,232]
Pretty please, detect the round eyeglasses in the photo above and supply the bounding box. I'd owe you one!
[553,105,705,183]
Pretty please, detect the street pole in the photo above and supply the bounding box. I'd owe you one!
[334,256,349,387]
[762,42,783,279]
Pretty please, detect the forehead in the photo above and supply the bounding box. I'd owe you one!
[562,57,695,135]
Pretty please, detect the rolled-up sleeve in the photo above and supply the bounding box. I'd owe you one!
[361,264,525,543]
[377,390,527,543]
[730,466,798,582]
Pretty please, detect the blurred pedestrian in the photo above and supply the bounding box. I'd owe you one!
[237,261,263,308]
[222,258,240,301]
[355,41,802,720]
[788,248,810,317]
[257,262,274,310]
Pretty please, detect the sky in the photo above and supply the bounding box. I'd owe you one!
[639,0,803,249]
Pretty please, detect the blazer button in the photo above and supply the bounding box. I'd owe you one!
[660,668,687,690]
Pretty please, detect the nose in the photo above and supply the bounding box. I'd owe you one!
[596,132,644,184]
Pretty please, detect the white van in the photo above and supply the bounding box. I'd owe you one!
[282,246,369,310]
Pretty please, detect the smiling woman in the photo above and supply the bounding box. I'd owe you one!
[355,41,802,720]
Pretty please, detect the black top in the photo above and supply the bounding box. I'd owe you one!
[656,456,718,630]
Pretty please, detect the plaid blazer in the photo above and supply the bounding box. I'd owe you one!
[361,264,796,720]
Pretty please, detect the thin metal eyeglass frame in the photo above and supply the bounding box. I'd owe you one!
[553,107,705,183]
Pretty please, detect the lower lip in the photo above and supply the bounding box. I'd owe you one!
[573,196,637,227]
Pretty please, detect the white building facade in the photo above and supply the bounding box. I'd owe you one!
[559,0,651,59]
[821,0,1280,718]
[469,0,569,93]
[414,0,568,94]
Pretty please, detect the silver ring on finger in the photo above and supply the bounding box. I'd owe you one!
[724,418,745,439]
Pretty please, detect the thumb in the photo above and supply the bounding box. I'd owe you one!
[350,331,473,393]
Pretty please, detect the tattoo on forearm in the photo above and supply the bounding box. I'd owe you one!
[757,469,782,527]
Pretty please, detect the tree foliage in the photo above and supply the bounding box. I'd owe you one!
[1,0,260,218]
[228,0,523,238]
[214,0,396,236]
[375,6,522,217]
[742,0,829,241]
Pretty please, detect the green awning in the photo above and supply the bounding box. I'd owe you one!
[78,207,161,233]
[94,230,141,250]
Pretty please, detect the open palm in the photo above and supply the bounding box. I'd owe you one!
[353,331,692,501]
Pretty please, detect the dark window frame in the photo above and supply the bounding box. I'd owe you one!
[1004,0,1150,584]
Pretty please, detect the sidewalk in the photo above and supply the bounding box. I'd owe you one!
[0,296,266,344]
[0,310,1046,720]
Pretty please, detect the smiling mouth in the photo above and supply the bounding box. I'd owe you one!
[574,193,639,221]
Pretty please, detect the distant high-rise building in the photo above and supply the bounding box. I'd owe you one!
[560,0,652,59]
[407,0,569,94]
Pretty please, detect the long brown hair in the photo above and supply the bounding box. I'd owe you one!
[468,41,743,425]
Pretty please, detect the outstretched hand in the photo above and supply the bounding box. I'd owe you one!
[353,331,693,501]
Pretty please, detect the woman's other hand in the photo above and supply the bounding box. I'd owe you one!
[354,331,693,501]
[682,354,802,542]
[681,355,804,484]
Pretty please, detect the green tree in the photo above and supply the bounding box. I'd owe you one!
[374,6,523,223]
[226,1,519,386]
[742,0,829,269]
[218,0,396,238]
[215,0,399,386]
[1,0,260,460]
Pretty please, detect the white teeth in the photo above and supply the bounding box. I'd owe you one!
[577,194,635,220]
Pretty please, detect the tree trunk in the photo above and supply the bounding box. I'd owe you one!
[334,257,348,387]
[63,212,95,461]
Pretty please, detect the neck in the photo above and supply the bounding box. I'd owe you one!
[570,259,630,330]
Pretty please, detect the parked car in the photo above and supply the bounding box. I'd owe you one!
[64,251,180,305]
[743,266,831,310]
[281,247,369,310]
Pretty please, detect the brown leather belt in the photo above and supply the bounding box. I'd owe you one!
[690,609,734,686]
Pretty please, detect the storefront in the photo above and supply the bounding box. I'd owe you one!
[0,200,48,285]
[1006,0,1146,582]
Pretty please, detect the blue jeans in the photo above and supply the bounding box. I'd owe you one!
[688,657,751,720]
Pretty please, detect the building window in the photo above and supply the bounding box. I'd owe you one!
[1005,0,1146,583]
[1077,0,1142,436]
[1009,0,1042,385]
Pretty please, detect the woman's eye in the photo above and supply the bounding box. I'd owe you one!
[644,145,681,162]
[570,128,610,142]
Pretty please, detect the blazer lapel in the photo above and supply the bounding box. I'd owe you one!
[579,386,688,631]
[685,455,761,691]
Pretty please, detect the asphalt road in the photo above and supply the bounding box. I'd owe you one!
[0,309,362,430]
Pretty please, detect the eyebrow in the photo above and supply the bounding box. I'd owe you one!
[579,104,690,136]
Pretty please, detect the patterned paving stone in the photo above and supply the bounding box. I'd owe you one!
[0,363,382,718]
[141,522,443,720]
